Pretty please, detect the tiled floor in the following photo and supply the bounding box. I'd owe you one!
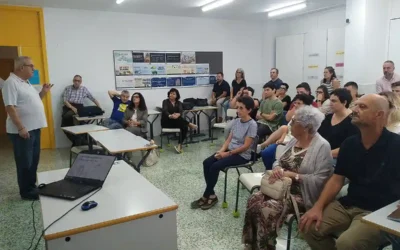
[0,133,389,250]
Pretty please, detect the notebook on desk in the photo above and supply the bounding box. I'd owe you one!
[387,207,400,222]
[38,154,116,200]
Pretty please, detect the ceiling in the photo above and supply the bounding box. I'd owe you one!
[0,0,346,21]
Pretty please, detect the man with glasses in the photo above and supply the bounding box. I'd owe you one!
[62,75,101,142]
[102,90,131,129]
[276,83,291,111]
[2,56,52,200]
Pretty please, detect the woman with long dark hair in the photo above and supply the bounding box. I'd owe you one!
[161,88,197,153]
[321,66,340,94]
[315,85,332,115]
[123,92,148,138]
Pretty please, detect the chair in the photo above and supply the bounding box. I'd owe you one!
[211,108,237,144]
[160,128,182,150]
[221,135,259,209]
[69,145,104,167]
[233,145,285,217]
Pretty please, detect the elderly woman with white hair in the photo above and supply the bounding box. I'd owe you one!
[242,106,334,250]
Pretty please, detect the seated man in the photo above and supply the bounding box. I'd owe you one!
[102,90,131,129]
[276,83,291,111]
[62,75,101,143]
[300,94,400,250]
[344,81,359,109]
[209,72,230,123]
[392,81,400,97]
[285,82,318,122]
[256,82,283,143]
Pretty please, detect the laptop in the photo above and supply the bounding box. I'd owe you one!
[38,154,116,200]
[77,106,104,117]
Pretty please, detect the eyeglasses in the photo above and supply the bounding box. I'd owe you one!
[316,91,323,94]
[133,95,140,98]
[23,64,35,69]
[280,87,287,90]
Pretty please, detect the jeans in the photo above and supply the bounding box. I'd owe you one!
[260,144,278,170]
[202,153,248,197]
[222,99,230,119]
[384,232,400,250]
[102,118,123,129]
[8,129,41,196]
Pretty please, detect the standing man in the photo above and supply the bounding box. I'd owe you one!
[376,60,400,93]
[301,94,400,250]
[2,56,52,200]
[209,72,230,123]
[256,82,283,143]
[102,90,131,129]
[265,68,283,90]
[62,75,101,142]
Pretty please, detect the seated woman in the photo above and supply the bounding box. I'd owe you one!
[379,91,400,134]
[258,94,313,170]
[123,92,148,138]
[315,85,332,115]
[242,106,333,250]
[318,88,358,160]
[191,96,257,210]
[161,88,197,154]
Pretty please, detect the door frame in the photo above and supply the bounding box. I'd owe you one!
[0,5,55,148]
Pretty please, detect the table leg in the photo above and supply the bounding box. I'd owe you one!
[122,150,152,173]
[201,110,218,142]
[147,114,159,140]
[183,111,199,145]
[87,134,93,151]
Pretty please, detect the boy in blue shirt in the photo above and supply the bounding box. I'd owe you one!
[102,90,131,129]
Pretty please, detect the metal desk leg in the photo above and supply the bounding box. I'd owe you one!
[201,110,218,142]
[87,134,93,151]
[122,150,152,173]
[147,114,159,140]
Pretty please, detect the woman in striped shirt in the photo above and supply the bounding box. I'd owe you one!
[320,66,340,94]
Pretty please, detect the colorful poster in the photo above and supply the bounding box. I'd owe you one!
[196,64,210,74]
[209,75,217,85]
[181,52,196,64]
[166,64,182,75]
[151,77,167,88]
[150,64,166,75]
[133,64,152,75]
[114,51,133,76]
[150,53,166,63]
[181,64,196,74]
[132,52,145,63]
[196,76,210,86]
[167,77,182,87]
[143,52,151,63]
[116,76,135,88]
[166,53,181,63]
[133,77,152,88]
[182,77,196,87]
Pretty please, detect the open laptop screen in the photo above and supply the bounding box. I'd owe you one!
[67,154,116,182]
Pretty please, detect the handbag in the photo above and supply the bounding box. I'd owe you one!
[260,170,301,239]
[196,98,208,106]
[143,140,160,167]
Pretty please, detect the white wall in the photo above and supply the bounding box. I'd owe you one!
[44,8,264,148]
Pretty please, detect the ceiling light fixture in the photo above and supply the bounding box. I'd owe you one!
[268,3,307,17]
[197,0,216,7]
[264,1,305,12]
[202,0,234,12]
[116,0,125,4]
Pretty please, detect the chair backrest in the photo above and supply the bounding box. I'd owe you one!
[227,109,237,118]
[250,135,259,163]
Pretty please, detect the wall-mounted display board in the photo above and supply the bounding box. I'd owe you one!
[113,50,223,89]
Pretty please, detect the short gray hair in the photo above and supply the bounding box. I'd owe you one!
[14,56,31,70]
[121,90,130,95]
[294,106,325,134]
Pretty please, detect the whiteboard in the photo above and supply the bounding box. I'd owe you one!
[276,34,304,98]
[303,30,328,93]
[327,27,345,83]
[388,19,400,66]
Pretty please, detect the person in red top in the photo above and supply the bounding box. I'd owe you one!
[285,82,318,122]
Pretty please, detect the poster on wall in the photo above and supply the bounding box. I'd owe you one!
[166,53,181,63]
[150,53,166,63]
[196,64,210,74]
[167,77,182,87]
[181,52,196,64]
[182,77,196,87]
[150,64,166,75]
[151,77,167,88]
[116,76,136,88]
[166,64,182,75]
[133,77,152,88]
[209,75,217,85]
[196,76,210,86]
[133,64,152,75]
[114,51,133,76]
[181,64,196,74]
[132,52,145,63]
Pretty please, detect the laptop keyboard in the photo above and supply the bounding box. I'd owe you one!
[47,180,96,198]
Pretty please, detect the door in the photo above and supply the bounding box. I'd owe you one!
[0,57,15,136]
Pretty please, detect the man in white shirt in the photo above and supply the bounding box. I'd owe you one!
[2,56,52,200]
[376,60,400,93]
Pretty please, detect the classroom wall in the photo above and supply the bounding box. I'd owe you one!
[43,8,265,148]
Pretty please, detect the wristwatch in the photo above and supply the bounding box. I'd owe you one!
[295,174,300,181]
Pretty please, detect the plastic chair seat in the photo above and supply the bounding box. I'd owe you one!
[161,128,180,133]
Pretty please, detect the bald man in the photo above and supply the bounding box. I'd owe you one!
[300,94,400,250]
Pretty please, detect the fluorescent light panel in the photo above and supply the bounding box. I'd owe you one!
[264,1,305,12]
[268,3,307,17]
[197,0,216,7]
[202,0,234,12]
[116,0,125,4]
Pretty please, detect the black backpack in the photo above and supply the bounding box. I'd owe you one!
[182,98,196,110]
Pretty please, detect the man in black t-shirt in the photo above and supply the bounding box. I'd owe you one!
[264,68,283,90]
[301,94,400,250]
[208,72,230,123]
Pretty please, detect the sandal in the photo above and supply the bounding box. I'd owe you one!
[174,146,183,154]
[191,197,207,209]
[201,196,219,210]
